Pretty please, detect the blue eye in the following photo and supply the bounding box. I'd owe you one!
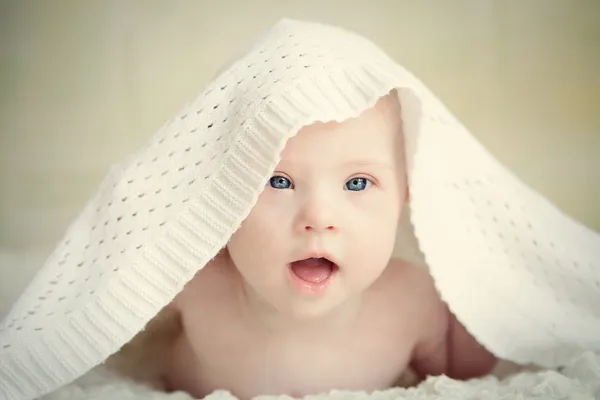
[269,176,293,189]
[345,177,370,191]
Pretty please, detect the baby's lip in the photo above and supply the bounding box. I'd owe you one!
[291,251,340,267]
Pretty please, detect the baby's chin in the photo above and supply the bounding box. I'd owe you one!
[233,260,381,323]
[274,288,365,324]
[285,299,344,320]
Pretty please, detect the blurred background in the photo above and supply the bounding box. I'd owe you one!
[0,0,598,318]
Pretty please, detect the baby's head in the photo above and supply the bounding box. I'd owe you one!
[227,91,407,320]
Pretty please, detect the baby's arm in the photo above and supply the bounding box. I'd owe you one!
[409,269,498,380]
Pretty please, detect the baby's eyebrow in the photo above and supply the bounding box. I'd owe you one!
[341,160,394,171]
[279,159,395,172]
[340,160,394,171]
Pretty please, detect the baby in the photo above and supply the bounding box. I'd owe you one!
[146,91,498,399]
[1,17,595,400]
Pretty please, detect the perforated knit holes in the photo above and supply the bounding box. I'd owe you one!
[2,27,348,338]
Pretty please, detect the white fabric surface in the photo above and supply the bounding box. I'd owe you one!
[1,17,600,400]
[40,352,600,400]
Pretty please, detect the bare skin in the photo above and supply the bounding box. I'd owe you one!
[154,93,497,399]
[162,251,496,400]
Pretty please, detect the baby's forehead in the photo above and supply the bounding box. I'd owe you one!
[280,93,403,158]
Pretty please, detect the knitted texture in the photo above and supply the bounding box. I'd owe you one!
[37,352,600,400]
[1,18,599,400]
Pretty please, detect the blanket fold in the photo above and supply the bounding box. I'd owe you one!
[40,352,600,400]
[1,18,599,400]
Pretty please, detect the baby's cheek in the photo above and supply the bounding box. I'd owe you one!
[364,214,399,254]
[248,202,293,236]
[232,204,292,257]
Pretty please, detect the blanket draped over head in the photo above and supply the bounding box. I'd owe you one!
[1,18,599,400]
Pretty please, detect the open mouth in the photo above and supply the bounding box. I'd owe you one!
[289,257,339,286]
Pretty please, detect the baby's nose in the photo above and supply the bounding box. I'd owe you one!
[303,223,335,232]
[297,199,337,233]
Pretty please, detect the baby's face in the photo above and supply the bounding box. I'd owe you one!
[227,93,407,319]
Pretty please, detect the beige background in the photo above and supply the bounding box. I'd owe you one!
[0,1,598,318]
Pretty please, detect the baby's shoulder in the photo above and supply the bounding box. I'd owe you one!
[377,258,448,323]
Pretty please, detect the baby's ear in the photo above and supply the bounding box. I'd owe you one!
[398,184,409,217]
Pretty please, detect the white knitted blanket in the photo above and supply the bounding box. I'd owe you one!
[2,17,600,400]
[40,353,600,400]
